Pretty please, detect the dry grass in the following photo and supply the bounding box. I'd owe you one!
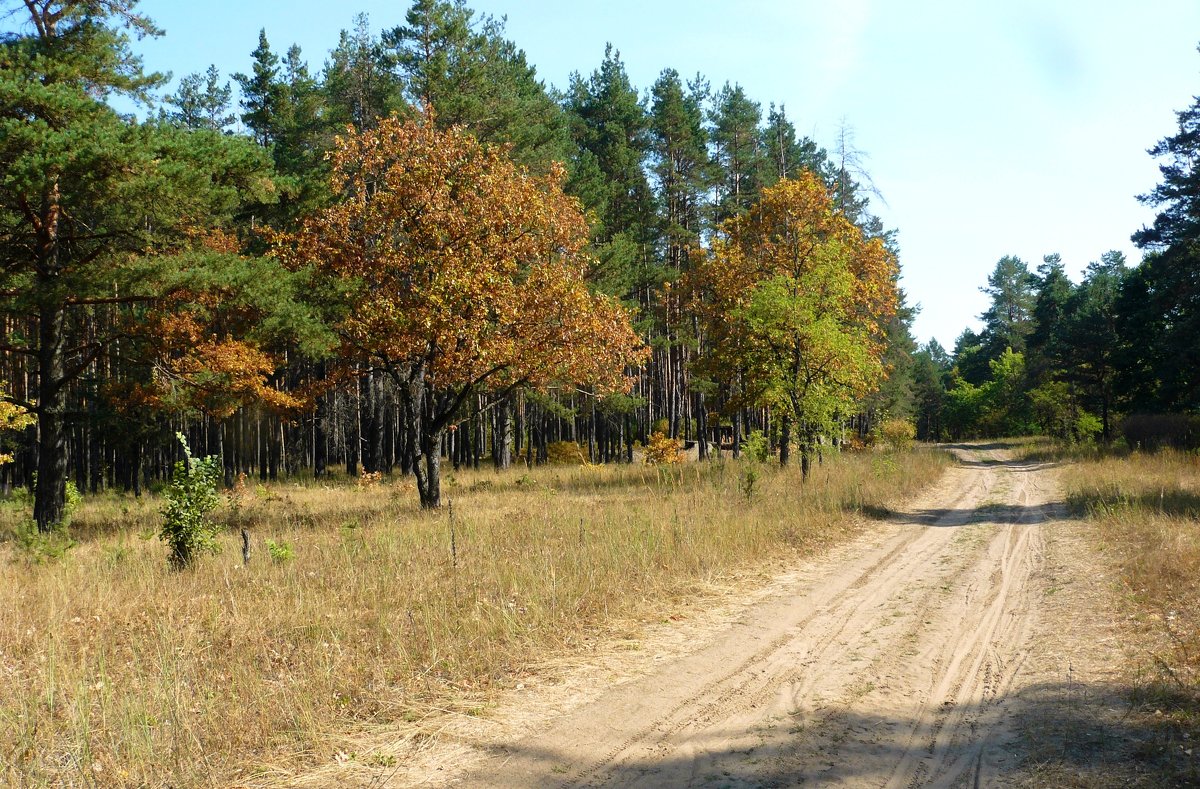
[0,448,948,787]
[1058,446,1200,784]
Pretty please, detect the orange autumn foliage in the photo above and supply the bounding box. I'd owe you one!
[271,114,646,398]
[130,275,305,421]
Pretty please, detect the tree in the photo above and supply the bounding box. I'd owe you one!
[647,68,711,447]
[1133,44,1200,250]
[693,173,899,475]
[1027,253,1074,378]
[564,45,655,297]
[323,13,403,131]
[1121,49,1200,413]
[272,115,646,508]
[863,289,919,424]
[979,348,1031,436]
[912,340,951,441]
[234,30,281,146]
[163,64,235,131]
[0,0,279,529]
[385,0,570,171]
[762,103,829,187]
[952,328,990,386]
[979,255,1036,358]
[234,34,330,226]
[831,121,884,230]
[1060,252,1126,440]
[649,68,709,277]
[709,82,765,222]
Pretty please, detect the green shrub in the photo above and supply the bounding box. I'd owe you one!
[266,539,294,564]
[160,433,222,570]
[738,430,771,500]
[13,518,76,563]
[742,430,771,463]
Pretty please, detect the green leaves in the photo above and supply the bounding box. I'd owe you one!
[160,433,222,570]
[693,173,899,458]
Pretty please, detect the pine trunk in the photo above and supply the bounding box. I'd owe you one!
[33,302,66,532]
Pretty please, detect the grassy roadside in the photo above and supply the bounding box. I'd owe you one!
[1042,443,1200,784]
[0,447,948,788]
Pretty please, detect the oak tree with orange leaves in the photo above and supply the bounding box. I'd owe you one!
[273,115,645,508]
[692,172,899,476]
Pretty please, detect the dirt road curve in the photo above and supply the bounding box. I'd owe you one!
[332,444,1122,788]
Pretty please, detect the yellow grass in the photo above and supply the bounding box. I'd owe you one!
[0,448,948,787]
[1058,446,1200,779]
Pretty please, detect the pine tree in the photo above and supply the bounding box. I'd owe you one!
[1026,253,1074,382]
[564,45,655,296]
[649,69,710,276]
[1061,252,1126,440]
[323,14,402,131]
[234,30,281,146]
[648,68,711,443]
[709,82,765,222]
[761,103,829,186]
[385,0,570,171]
[0,0,278,529]
[164,65,235,131]
[1133,45,1200,250]
[978,255,1037,359]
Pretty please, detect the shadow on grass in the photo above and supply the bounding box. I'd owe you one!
[1069,486,1200,520]
[455,681,1199,788]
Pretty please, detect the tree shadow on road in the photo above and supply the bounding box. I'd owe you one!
[939,441,1025,452]
[860,501,1073,527]
[465,681,1198,788]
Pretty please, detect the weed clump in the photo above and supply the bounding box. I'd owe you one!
[160,433,222,570]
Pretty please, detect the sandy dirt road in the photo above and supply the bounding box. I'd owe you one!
[311,444,1126,788]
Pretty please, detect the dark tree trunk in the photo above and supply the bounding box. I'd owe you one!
[732,407,743,459]
[222,421,234,487]
[346,379,360,477]
[799,427,814,480]
[779,414,791,466]
[313,364,328,477]
[493,395,513,470]
[33,303,66,532]
[414,426,442,508]
[363,371,384,473]
[401,368,445,509]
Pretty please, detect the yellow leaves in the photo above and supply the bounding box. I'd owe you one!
[643,432,685,465]
[691,172,901,422]
[0,392,33,465]
[273,112,645,394]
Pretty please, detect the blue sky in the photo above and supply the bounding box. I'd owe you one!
[95,1,1200,347]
